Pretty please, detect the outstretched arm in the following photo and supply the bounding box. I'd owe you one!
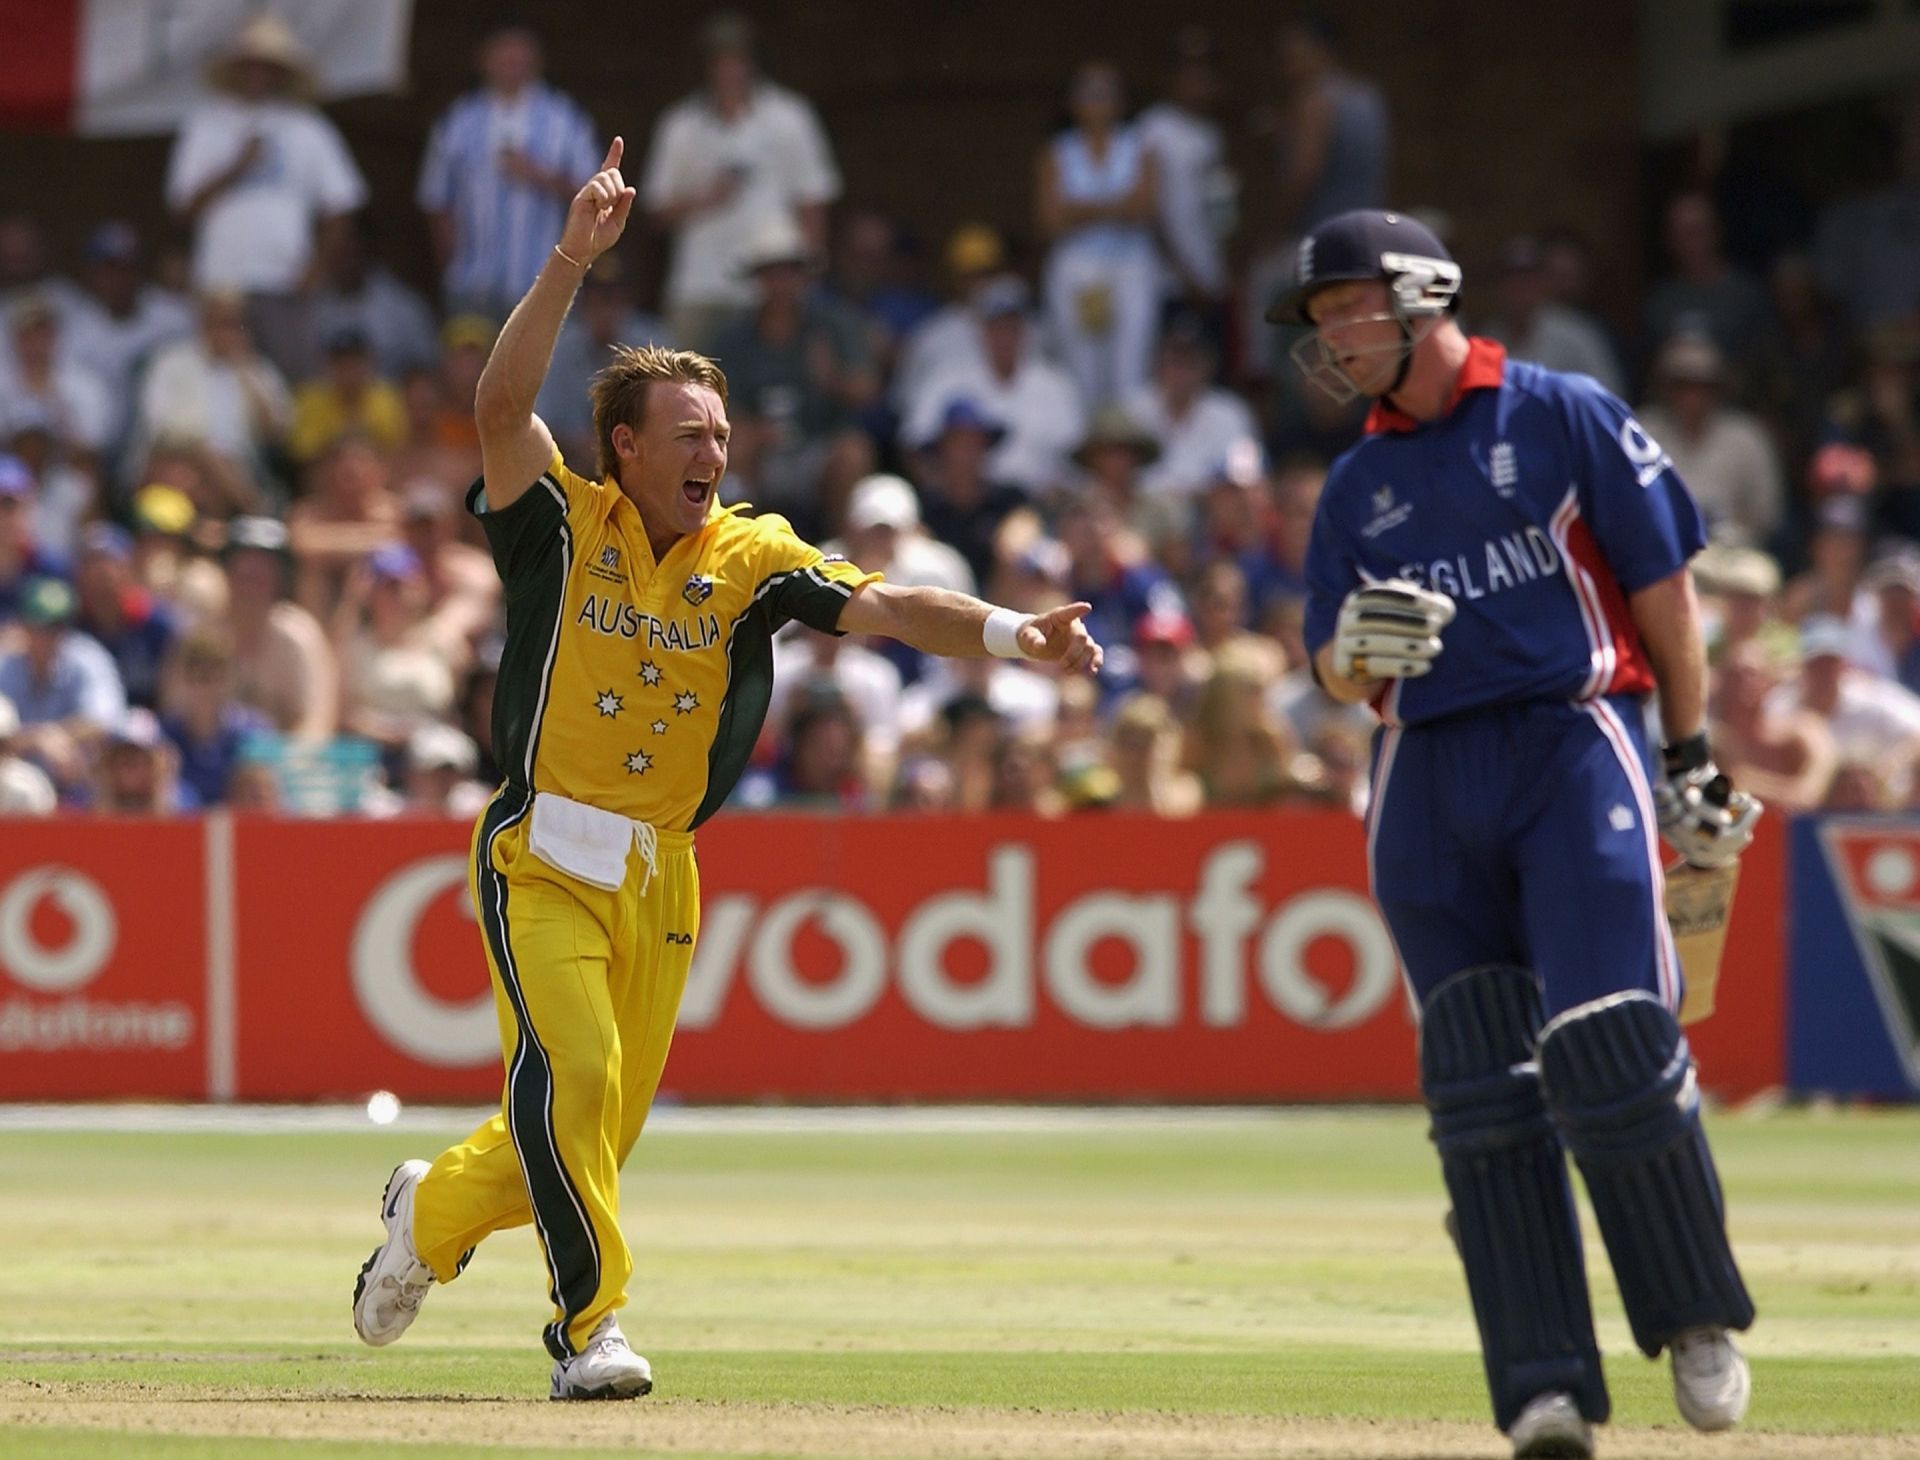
[837,581,1103,674]
[474,137,636,510]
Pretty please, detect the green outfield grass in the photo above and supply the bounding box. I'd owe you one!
[1,1106,1916,1458]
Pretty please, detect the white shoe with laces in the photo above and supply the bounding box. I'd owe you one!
[1508,1391,1593,1459]
[352,1159,435,1346]
[1670,1324,1751,1431]
[550,1315,653,1401]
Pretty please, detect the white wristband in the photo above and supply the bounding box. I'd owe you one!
[982,606,1033,659]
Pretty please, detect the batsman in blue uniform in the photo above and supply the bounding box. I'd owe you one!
[1273,211,1763,1460]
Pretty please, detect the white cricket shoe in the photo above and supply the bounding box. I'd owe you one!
[1508,1391,1593,1459]
[550,1315,653,1401]
[1671,1325,1751,1431]
[352,1159,435,1346]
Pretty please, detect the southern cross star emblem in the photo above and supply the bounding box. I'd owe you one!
[595,689,624,718]
[639,661,662,686]
[673,690,699,715]
[624,749,653,775]
[651,719,668,736]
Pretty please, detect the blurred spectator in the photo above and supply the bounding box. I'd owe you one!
[5,404,93,558]
[913,399,1031,589]
[223,517,337,741]
[832,474,972,592]
[390,366,480,499]
[1073,405,1184,560]
[893,223,1007,414]
[1137,29,1235,321]
[826,208,939,385]
[290,435,401,618]
[61,222,194,453]
[1036,60,1160,408]
[1768,615,1920,801]
[1761,252,1853,481]
[1106,692,1202,815]
[131,435,265,524]
[0,577,126,796]
[0,294,110,469]
[94,707,192,814]
[536,255,672,468]
[72,524,177,711]
[1185,639,1295,808]
[0,694,57,816]
[1268,14,1389,238]
[740,684,868,810]
[1813,88,1920,331]
[0,214,88,326]
[1060,487,1182,692]
[308,215,440,379]
[898,651,1058,746]
[1782,486,1871,624]
[1189,559,1278,670]
[333,545,456,754]
[225,755,283,814]
[1710,639,1835,814]
[400,481,498,669]
[0,458,70,619]
[397,721,491,819]
[1128,315,1259,500]
[641,12,841,349]
[1643,191,1774,392]
[1480,236,1625,396]
[769,623,902,793]
[165,15,368,378]
[1132,610,1203,717]
[288,326,407,464]
[129,483,225,623]
[1267,595,1374,750]
[990,725,1065,817]
[135,291,292,483]
[903,276,1085,496]
[1692,542,1786,663]
[1638,333,1783,549]
[417,23,600,320]
[889,753,957,812]
[428,315,493,467]
[159,626,268,807]
[1856,552,1920,693]
[712,217,876,535]
[1828,322,1920,540]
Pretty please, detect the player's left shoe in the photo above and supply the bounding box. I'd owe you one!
[352,1159,435,1346]
[1670,1324,1750,1431]
[1507,1391,1593,1459]
[550,1315,653,1400]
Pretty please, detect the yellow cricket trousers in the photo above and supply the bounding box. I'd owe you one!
[411,790,699,1360]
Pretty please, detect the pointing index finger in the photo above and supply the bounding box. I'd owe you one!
[600,136,624,172]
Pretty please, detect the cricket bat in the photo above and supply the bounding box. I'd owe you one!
[1666,860,1740,1025]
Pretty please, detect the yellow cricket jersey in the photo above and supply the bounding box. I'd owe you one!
[467,451,880,831]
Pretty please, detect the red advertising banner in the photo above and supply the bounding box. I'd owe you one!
[0,820,206,1098]
[0,811,1791,1102]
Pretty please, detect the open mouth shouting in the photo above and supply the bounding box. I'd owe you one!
[681,475,714,509]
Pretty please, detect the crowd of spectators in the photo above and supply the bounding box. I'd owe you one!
[1,11,1918,820]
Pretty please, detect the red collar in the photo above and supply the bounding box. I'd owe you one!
[1363,337,1507,434]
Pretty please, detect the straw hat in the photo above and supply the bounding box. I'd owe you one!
[207,14,315,98]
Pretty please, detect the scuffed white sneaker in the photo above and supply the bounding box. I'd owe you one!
[1509,1391,1593,1459]
[1671,1325,1751,1431]
[550,1315,653,1401]
[352,1159,435,1346]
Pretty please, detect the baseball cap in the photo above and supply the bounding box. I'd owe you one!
[83,221,140,267]
[109,707,166,750]
[19,576,76,626]
[1808,442,1877,498]
[975,275,1031,320]
[1864,551,1920,593]
[0,454,34,499]
[930,397,1006,446]
[1799,616,1852,662]
[1135,610,1194,649]
[367,543,424,582]
[1265,209,1457,325]
[132,484,196,537]
[844,474,920,533]
[407,722,478,775]
[440,314,496,353]
[945,223,1004,277]
[224,515,291,556]
[78,522,133,562]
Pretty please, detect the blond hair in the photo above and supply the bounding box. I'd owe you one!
[588,344,730,480]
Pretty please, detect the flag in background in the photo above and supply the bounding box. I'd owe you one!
[0,0,412,135]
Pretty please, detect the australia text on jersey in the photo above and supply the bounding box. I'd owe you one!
[576,593,724,652]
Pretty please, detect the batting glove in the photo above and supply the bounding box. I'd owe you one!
[1333,579,1457,682]
[1653,732,1763,868]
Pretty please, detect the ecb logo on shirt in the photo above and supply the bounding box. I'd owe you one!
[682,574,714,606]
[1488,441,1518,497]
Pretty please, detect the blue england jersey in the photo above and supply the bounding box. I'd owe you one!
[1304,340,1706,726]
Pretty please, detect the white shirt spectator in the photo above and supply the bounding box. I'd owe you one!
[1766,669,1920,792]
[1135,100,1229,299]
[166,98,367,293]
[904,356,1085,496]
[0,360,111,455]
[898,661,1059,741]
[62,289,194,437]
[417,83,600,311]
[641,81,840,313]
[1126,382,1258,498]
[311,267,441,379]
[1639,404,1785,549]
[1484,302,1625,397]
[137,339,291,464]
[769,631,904,760]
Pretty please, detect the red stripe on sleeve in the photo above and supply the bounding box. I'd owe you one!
[1561,512,1655,696]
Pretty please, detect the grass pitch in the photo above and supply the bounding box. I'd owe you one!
[1,1105,1916,1458]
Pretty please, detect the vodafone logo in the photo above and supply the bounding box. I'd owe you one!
[351,855,496,1067]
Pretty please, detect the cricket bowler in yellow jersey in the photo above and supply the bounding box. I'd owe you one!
[350,138,1104,1400]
